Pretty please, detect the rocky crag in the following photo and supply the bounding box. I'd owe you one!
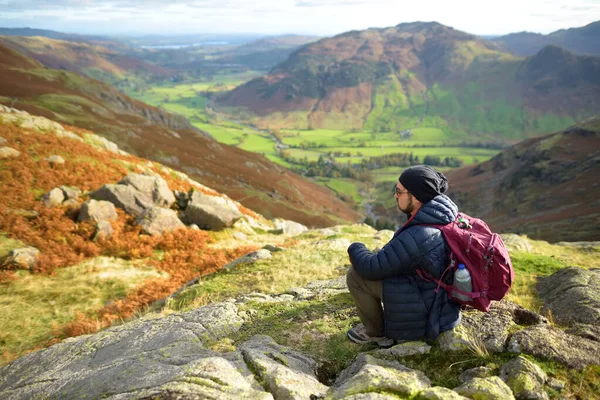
[1,264,599,399]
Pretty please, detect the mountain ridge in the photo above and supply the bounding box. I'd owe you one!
[216,21,598,138]
[494,20,600,56]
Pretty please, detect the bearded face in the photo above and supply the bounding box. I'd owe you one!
[398,193,416,215]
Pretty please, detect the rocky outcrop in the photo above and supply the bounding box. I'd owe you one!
[185,190,243,230]
[438,301,547,354]
[223,249,272,270]
[135,206,185,236]
[272,218,308,236]
[501,234,533,252]
[59,185,81,201]
[0,302,245,400]
[0,106,84,143]
[417,387,469,399]
[459,367,493,383]
[537,267,600,327]
[566,323,600,342]
[90,184,153,217]
[232,215,275,235]
[94,220,114,241]
[45,155,65,165]
[240,335,328,399]
[329,354,430,399]
[500,356,549,400]
[0,273,593,399]
[508,324,600,369]
[41,186,81,208]
[118,173,176,208]
[0,146,20,159]
[454,376,515,400]
[78,199,117,223]
[375,341,431,358]
[0,247,40,271]
[41,187,65,207]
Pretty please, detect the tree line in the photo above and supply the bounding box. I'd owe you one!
[280,151,464,181]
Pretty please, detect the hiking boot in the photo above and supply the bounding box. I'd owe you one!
[347,324,394,347]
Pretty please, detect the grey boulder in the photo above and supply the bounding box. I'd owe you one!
[328,354,430,399]
[0,302,245,400]
[438,301,546,354]
[272,218,308,236]
[119,173,175,208]
[41,187,65,207]
[46,155,65,165]
[0,247,40,271]
[454,376,515,400]
[90,184,153,217]
[135,206,185,236]
[185,191,242,230]
[416,387,469,399]
[500,356,548,400]
[223,249,272,270]
[0,146,20,159]
[508,324,600,370]
[78,199,117,223]
[240,335,328,400]
[93,220,114,241]
[58,185,81,201]
[537,267,599,327]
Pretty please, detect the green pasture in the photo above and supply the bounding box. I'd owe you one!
[284,148,327,162]
[160,102,198,119]
[193,122,245,145]
[280,126,460,149]
[264,154,293,168]
[239,134,277,154]
[284,144,498,165]
[314,177,363,204]
[370,167,401,183]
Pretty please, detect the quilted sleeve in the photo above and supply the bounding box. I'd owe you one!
[347,229,420,280]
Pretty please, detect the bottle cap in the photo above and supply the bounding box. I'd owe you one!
[458,263,466,269]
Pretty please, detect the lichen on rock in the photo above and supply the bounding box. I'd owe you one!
[454,376,516,400]
[328,354,431,399]
[500,356,548,400]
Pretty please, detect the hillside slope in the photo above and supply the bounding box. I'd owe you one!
[217,22,599,140]
[0,35,173,86]
[445,118,600,242]
[0,42,361,227]
[0,107,598,398]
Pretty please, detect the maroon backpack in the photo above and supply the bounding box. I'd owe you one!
[416,213,514,312]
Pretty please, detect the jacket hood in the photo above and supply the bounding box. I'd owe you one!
[409,194,458,226]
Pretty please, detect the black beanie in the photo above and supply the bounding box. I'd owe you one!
[399,165,449,203]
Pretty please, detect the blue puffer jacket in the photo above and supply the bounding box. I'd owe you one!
[348,194,461,341]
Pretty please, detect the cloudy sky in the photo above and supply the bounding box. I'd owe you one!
[0,0,598,37]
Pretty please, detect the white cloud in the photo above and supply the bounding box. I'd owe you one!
[0,0,597,35]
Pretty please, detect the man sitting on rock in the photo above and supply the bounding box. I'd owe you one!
[346,165,461,347]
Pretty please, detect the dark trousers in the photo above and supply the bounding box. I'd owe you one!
[346,266,385,337]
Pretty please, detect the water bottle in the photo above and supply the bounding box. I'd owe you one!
[452,263,472,302]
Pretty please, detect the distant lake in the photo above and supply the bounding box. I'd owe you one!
[141,41,229,49]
